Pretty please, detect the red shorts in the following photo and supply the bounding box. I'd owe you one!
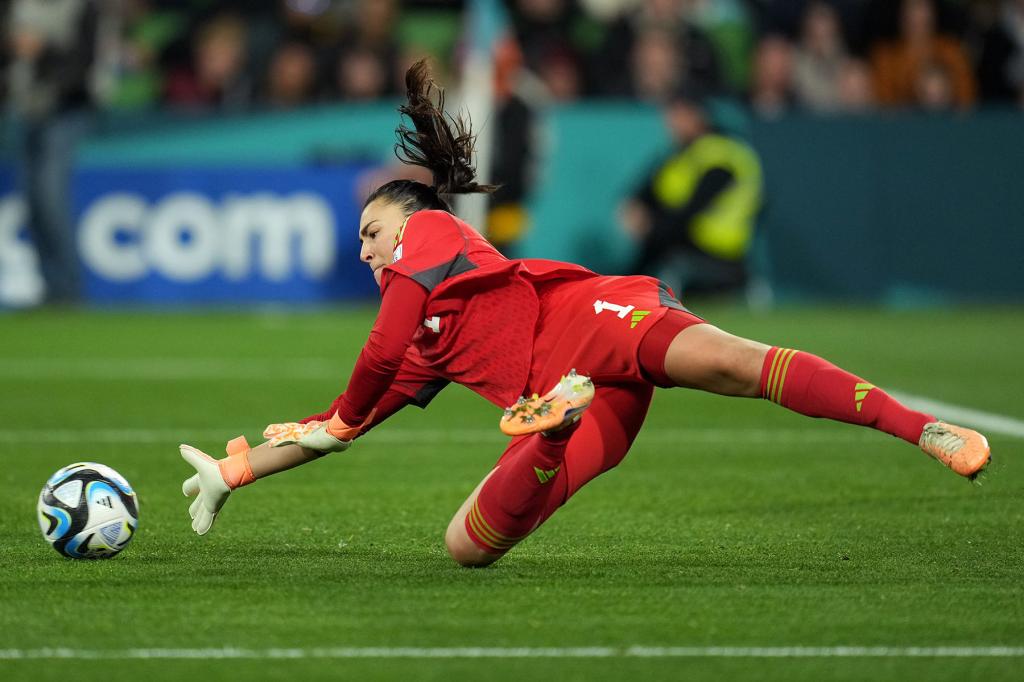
[490,277,702,521]
[493,302,703,515]
[527,275,703,393]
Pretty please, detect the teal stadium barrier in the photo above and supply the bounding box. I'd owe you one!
[523,106,1024,304]
[2,105,1022,304]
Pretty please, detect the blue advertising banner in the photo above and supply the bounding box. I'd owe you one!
[73,165,379,304]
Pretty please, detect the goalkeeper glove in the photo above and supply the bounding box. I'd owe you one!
[180,436,253,535]
[262,409,375,454]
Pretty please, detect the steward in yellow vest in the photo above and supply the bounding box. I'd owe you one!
[621,88,763,296]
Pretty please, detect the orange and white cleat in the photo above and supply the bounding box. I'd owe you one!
[919,421,991,480]
[500,369,595,437]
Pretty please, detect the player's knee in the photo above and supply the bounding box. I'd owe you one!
[445,517,502,568]
[446,542,497,568]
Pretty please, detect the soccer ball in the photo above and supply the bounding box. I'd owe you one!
[37,462,139,559]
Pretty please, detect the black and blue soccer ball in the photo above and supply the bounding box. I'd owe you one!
[37,462,139,559]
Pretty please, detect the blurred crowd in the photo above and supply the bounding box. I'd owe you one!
[512,0,1024,112]
[3,0,1024,306]
[3,0,1024,117]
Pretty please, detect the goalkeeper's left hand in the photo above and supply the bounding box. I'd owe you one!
[263,409,376,454]
[180,443,239,535]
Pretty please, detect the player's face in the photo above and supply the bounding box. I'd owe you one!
[358,199,407,285]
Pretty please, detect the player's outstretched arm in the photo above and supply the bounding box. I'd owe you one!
[262,409,374,454]
[179,438,322,536]
[178,413,366,536]
[178,380,432,536]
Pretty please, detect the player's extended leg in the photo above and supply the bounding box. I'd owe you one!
[645,318,989,478]
[445,384,653,567]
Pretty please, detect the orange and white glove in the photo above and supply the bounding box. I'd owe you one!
[180,436,254,536]
[263,409,375,454]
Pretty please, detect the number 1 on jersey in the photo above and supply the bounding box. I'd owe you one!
[593,300,635,319]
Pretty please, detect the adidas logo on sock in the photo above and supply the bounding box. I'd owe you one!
[854,382,875,413]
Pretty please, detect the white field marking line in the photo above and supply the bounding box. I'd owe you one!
[890,391,1024,440]
[0,646,1022,660]
[0,427,880,446]
[4,356,1023,440]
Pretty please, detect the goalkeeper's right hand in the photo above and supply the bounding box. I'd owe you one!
[180,436,253,535]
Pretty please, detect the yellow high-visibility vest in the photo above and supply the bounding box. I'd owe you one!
[651,134,763,261]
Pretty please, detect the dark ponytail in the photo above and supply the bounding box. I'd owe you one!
[365,59,497,214]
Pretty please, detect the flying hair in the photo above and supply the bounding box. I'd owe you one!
[394,59,498,197]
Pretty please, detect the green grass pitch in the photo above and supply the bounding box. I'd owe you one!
[1,305,1022,681]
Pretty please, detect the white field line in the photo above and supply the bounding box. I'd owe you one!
[2,353,1021,440]
[0,427,881,446]
[891,391,1024,440]
[0,646,1022,660]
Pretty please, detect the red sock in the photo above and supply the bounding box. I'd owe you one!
[465,426,574,554]
[760,347,934,444]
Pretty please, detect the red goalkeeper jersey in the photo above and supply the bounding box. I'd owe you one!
[306,210,685,428]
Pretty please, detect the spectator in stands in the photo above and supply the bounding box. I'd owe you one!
[164,13,253,110]
[337,0,399,90]
[510,0,582,76]
[263,39,318,109]
[487,37,539,255]
[347,0,400,53]
[749,34,796,116]
[870,0,976,109]
[5,0,98,305]
[335,45,390,102]
[103,0,189,111]
[630,28,686,102]
[537,45,583,102]
[593,0,722,97]
[793,1,850,111]
[836,57,876,111]
[977,0,1024,106]
[620,85,763,297]
[914,59,960,110]
[679,0,757,93]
